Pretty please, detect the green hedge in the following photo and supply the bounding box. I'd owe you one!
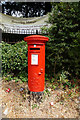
[2,41,28,76]
[42,2,80,79]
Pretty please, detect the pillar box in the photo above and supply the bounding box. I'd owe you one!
[24,35,49,92]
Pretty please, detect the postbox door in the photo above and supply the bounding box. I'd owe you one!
[28,44,45,92]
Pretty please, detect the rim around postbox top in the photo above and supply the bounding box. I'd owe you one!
[24,35,49,44]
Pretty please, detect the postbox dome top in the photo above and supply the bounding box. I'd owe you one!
[24,35,49,43]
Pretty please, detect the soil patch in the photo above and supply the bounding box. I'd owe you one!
[1,79,80,118]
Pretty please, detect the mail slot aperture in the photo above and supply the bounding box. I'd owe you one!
[30,48,40,50]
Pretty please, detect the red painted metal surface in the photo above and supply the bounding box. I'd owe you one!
[24,35,49,92]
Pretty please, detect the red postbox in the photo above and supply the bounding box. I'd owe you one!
[24,35,49,92]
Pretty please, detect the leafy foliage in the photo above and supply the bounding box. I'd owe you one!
[2,2,80,86]
[2,41,28,77]
[2,2,51,17]
[42,2,80,79]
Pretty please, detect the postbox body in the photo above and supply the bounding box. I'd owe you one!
[24,35,49,92]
